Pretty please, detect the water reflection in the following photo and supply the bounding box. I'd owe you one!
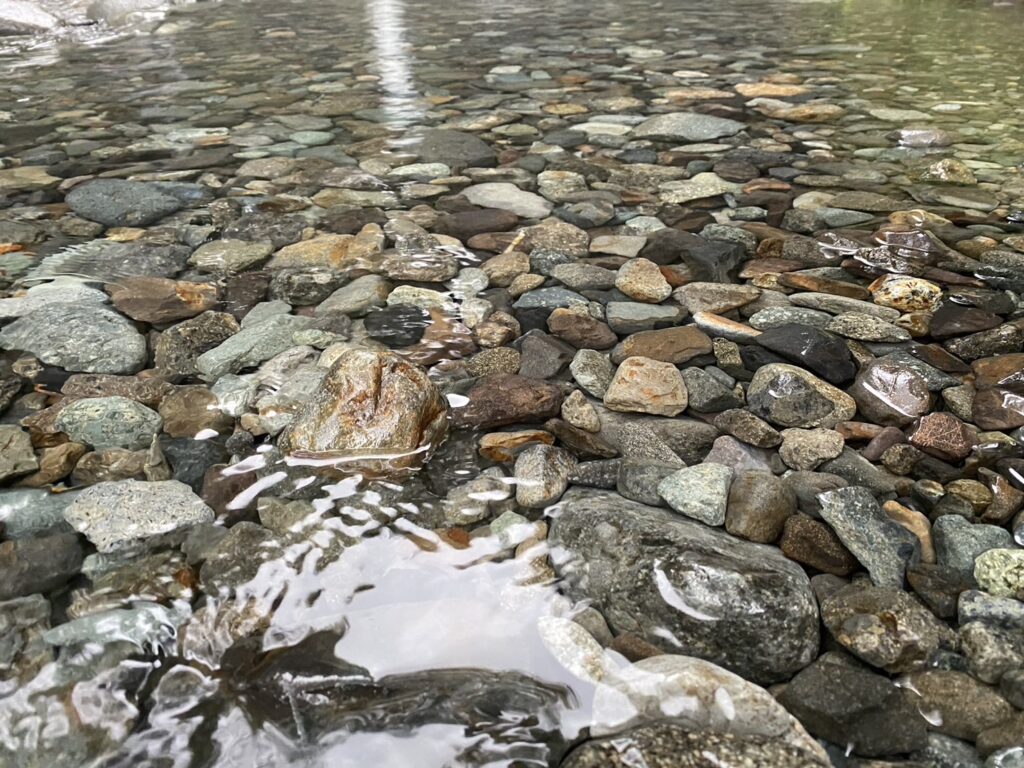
[365,0,423,132]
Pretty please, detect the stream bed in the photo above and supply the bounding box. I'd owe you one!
[1,0,1024,766]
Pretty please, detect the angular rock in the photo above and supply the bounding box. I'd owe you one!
[821,581,955,673]
[818,486,921,588]
[726,471,795,543]
[658,463,734,526]
[777,654,929,757]
[603,357,688,417]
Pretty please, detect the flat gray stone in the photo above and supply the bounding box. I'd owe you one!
[633,111,745,142]
[0,303,147,374]
[64,479,214,553]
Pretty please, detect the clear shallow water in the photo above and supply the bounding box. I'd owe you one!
[1,0,1024,765]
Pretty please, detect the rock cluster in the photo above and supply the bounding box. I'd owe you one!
[1,1,1023,764]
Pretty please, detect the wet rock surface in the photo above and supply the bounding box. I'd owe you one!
[1,0,1024,763]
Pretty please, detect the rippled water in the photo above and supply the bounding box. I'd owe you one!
[2,0,1024,765]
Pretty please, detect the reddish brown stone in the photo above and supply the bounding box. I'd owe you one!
[478,430,554,462]
[547,308,617,350]
[61,374,174,408]
[107,277,218,324]
[777,272,871,300]
[972,354,1024,392]
[612,326,713,365]
[908,412,978,463]
[452,375,564,429]
[72,449,147,485]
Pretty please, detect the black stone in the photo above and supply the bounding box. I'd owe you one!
[755,323,857,384]
[363,305,430,347]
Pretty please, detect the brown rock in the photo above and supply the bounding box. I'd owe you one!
[612,326,713,365]
[603,357,688,417]
[780,515,858,576]
[725,471,795,543]
[972,354,1024,391]
[849,360,932,427]
[608,632,664,662]
[18,442,87,487]
[107,277,218,324]
[547,308,617,350]
[901,669,1015,742]
[279,348,449,476]
[778,272,870,300]
[480,249,530,287]
[154,311,240,377]
[908,412,977,462]
[478,430,554,462]
[158,386,234,439]
[972,388,1024,430]
[61,374,174,408]
[72,448,147,485]
[452,374,564,429]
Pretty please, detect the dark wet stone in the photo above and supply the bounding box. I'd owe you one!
[680,367,742,413]
[755,323,856,385]
[550,488,820,684]
[517,332,576,379]
[0,532,83,600]
[65,179,184,227]
[160,437,228,492]
[780,514,859,575]
[268,268,347,306]
[747,363,857,429]
[777,654,929,757]
[818,486,919,588]
[944,322,1024,363]
[561,722,827,768]
[930,302,1004,340]
[154,311,240,378]
[821,581,955,673]
[784,471,848,517]
[222,212,307,248]
[413,129,497,170]
[362,305,431,347]
[849,359,932,427]
[451,375,564,429]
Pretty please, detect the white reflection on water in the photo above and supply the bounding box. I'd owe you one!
[365,0,423,131]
